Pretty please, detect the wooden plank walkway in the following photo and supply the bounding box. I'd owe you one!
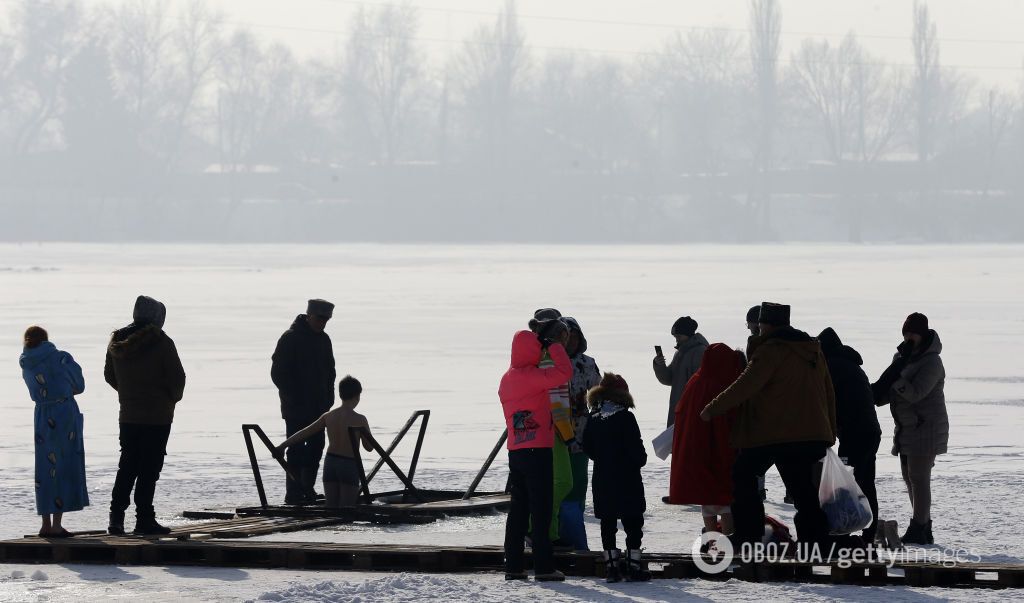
[0,536,1021,588]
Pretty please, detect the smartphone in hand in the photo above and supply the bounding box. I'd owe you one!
[654,345,663,358]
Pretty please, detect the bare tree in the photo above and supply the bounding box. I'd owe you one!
[790,34,907,163]
[5,0,86,155]
[161,0,223,173]
[654,29,742,174]
[110,0,172,155]
[911,0,940,164]
[979,88,1016,197]
[749,0,782,236]
[454,0,527,166]
[342,4,422,165]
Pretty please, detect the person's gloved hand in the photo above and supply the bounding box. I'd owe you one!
[566,437,582,454]
[272,445,285,461]
[896,340,914,358]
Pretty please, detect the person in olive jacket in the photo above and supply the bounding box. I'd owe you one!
[818,327,882,543]
[701,302,837,549]
[104,295,186,535]
[271,299,337,504]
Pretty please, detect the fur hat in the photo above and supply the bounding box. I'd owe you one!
[902,312,929,337]
[758,302,790,327]
[133,295,166,329]
[586,372,635,409]
[671,316,698,337]
[307,299,334,319]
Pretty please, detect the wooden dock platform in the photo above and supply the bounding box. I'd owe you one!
[1,535,1021,588]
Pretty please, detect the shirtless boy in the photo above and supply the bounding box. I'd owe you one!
[275,376,373,507]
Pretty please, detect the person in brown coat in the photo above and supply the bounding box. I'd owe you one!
[104,295,186,535]
[701,302,837,548]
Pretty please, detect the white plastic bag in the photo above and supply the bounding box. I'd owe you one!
[818,448,873,535]
[652,425,674,460]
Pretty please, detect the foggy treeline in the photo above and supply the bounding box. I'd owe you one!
[1,0,1023,242]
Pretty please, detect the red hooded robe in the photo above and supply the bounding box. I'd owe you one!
[668,343,745,505]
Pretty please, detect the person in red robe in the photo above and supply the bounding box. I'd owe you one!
[668,343,746,536]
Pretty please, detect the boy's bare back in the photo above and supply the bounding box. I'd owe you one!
[323,406,371,458]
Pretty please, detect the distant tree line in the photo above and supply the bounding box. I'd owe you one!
[0,0,1022,241]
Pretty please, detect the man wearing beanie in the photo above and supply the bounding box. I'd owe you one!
[701,302,837,550]
[872,312,947,545]
[653,316,708,428]
[104,295,186,535]
[271,299,337,504]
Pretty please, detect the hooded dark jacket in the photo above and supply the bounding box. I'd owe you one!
[271,314,336,423]
[818,328,882,455]
[582,385,647,518]
[705,327,837,449]
[104,324,186,425]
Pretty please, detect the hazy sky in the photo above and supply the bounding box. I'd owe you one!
[184,0,1024,89]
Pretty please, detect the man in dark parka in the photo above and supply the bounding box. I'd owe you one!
[819,327,882,543]
[105,295,186,535]
[271,299,336,504]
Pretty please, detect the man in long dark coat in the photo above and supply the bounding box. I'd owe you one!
[271,299,336,504]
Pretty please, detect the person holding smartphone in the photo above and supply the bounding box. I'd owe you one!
[652,316,708,428]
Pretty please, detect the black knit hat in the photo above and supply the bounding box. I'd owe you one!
[533,308,562,321]
[746,305,761,324]
[903,312,929,337]
[133,295,166,329]
[671,316,698,337]
[307,299,335,319]
[758,302,790,327]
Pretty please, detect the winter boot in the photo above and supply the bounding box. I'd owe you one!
[901,519,929,545]
[107,511,125,536]
[925,520,934,545]
[534,570,565,582]
[133,516,172,536]
[603,549,623,583]
[623,549,652,582]
[882,520,903,549]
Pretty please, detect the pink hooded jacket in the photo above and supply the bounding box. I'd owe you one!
[499,331,573,450]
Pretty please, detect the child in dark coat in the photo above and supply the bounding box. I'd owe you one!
[582,373,650,583]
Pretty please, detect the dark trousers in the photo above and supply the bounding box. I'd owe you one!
[505,448,554,574]
[600,515,643,551]
[285,417,326,498]
[110,423,172,520]
[732,441,830,547]
[840,436,880,542]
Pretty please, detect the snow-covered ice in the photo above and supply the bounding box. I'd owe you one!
[1,243,1022,601]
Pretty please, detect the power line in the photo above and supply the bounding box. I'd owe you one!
[309,0,1024,47]
[2,0,1023,74]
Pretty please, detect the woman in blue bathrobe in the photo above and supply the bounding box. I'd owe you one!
[19,326,89,537]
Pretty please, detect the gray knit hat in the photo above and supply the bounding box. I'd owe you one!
[133,295,166,328]
[307,299,335,319]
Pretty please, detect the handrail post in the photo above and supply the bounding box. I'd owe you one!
[463,429,507,500]
[365,411,419,483]
[406,410,430,483]
[243,425,268,508]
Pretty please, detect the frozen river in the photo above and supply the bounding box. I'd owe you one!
[0,243,1022,600]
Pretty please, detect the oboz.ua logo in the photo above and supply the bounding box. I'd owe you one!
[691,531,734,574]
